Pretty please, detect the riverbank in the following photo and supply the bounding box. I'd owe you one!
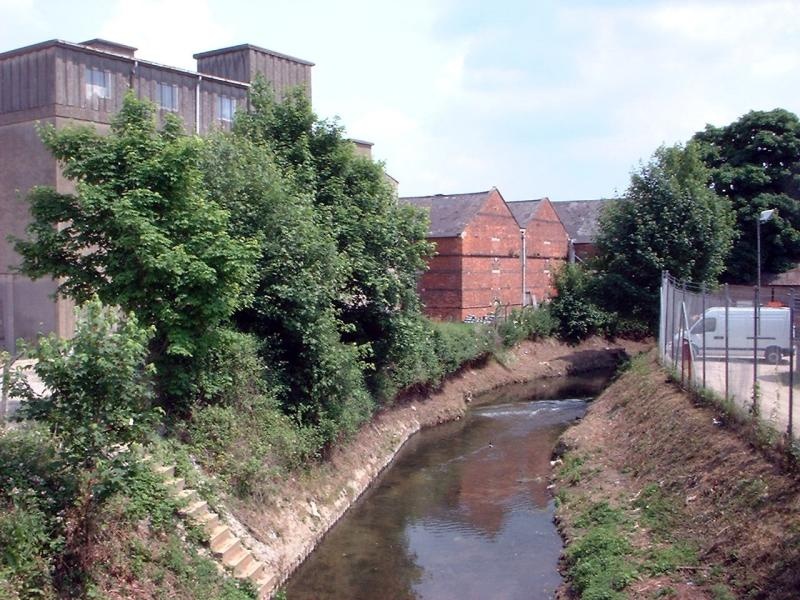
[553,351,800,599]
[223,336,648,596]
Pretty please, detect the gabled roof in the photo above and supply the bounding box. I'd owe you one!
[763,264,800,286]
[552,199,611,244]
[507,198,546,228]
[399,190,492,238]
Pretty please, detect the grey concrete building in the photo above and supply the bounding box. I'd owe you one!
[0,38,313,351]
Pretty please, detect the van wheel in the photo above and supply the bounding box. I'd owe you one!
[764,346,782,364]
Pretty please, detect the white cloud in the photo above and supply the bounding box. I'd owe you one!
[98,0,232,69]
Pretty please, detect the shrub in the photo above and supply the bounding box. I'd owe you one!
[16,298,159,470]
[550,264,612,343]
[431,321,494,376]
[0,502,57,599]
[189,393,320,498]
[497,305,557,347]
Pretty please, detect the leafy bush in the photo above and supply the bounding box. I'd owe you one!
[16,298,159,470]
[565,524,635,599]
[550,264,613,343]
[497,305,557,347]
[0,501,57,599]
[430,321,494,376]
[189,393,320,498]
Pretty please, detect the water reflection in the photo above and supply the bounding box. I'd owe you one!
[286,397,590,600]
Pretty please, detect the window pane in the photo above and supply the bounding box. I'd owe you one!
[157,83,178,111]
[218,96,235,122]
[85,67,111,101]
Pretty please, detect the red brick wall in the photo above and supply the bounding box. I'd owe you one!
[523,199,569,301]
[418,237,463,321]
[461,190,523,319]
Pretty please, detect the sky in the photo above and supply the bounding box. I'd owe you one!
[2,0,799,202]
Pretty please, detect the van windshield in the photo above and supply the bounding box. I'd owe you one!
[691,317,717,334]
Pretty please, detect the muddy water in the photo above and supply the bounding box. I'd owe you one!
[285,373,610,600]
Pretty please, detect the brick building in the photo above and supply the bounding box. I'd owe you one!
[399,189,524,321]
[507,198,569,304]
[0,38,313,350]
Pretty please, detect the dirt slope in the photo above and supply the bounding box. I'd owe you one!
[555,351,800,599]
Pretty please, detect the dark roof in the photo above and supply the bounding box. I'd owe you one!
[399,191,492,238]
[193,43,314,66]
[552,199,611,244]
[763,265,800,286]
[507,198,546,227]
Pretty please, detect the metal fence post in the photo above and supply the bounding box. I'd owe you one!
[753,285,759,416]
[662,272,670,360]
[701,282,706,389]
[725,283,730,401]
[790,288,795,440]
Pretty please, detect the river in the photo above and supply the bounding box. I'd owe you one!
[284,373,611,600]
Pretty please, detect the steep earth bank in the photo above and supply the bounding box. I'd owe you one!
[553,351,800,600]
[224,337,648,596]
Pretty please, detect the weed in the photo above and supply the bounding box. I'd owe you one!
[643,542,698,576]
[559,454,586,485]
[655,587,677,598]
[565,500,639,600]
[632,484,681,538]
[710,583,736,600]
[574,501,627,528]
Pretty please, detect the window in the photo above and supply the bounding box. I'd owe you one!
[156,83,179,112]
[217,95,235,123]
[85,67,111,100]
[692,317,717,334]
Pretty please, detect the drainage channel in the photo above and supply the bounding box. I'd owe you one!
[284,372,612,600]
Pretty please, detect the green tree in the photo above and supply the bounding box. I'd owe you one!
[201,134,372,443]
[17,298,157,470]
[233,79,433,403]
[14,93,258,404]
[692,109,800,282]
[595,143,735,326]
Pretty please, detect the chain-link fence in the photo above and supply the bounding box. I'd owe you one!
[659,272,797,440]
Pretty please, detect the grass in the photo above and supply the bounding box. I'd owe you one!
[558,454,586,485]
[556,450,710,600]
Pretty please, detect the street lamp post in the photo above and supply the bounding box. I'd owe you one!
[757,208,776,289]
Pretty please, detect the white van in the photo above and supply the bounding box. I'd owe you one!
[684,307,792,363]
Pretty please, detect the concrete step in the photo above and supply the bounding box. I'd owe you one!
[233,553,258,578]
[154,464,175,479]
[222,545,249,570]
[176,488,199,505]
[211,534,238,559]
[212,536,244,564]
[180,500,209,520]
[196,511,221,536]
[243,561,267,583]
[164,477,185,492]
[209,525,233,551]
[256,574,276,599]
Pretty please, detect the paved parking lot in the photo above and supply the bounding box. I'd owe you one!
[690,356,799,437]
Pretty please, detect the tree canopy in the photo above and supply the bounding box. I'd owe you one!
[14,93,258,402]
[594,143,735,325]
[230,80,433,406]
[692,109,800,282]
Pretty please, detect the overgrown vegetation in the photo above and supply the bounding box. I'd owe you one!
[1,305,251,598]
[551,143,736,341]
[3,84,570,598]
